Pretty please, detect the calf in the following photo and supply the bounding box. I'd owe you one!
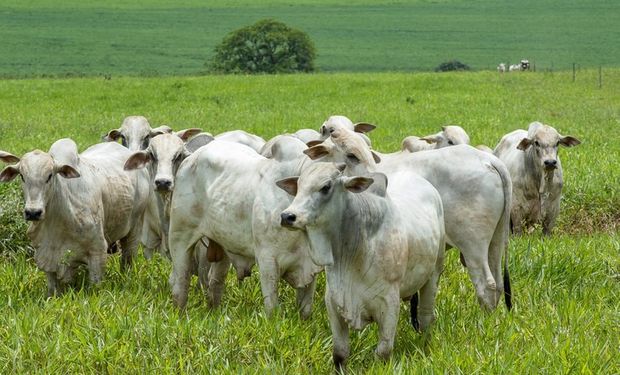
[0,139,149,296]
[494,122,580,235]
[278,162,445,370]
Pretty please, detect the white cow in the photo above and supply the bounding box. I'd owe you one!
[319,115,376,146]
[123,129,232,305]
[494,122,580,235]
[401,125,471,153]
[0,139,149,296]
[168,137,322,317]
[277,162,445,369]
[509,64,522,72]
[305,127,512,310]
[103,115,172,151]
[215,130,266,153]
[497,63,507,73]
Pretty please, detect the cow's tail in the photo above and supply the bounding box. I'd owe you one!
[489,156,513,310]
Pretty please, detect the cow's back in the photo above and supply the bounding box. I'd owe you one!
[81,142,150,242]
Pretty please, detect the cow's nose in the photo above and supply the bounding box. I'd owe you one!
[24,209,43,221]
[280,212,297,227]
[155,179,172,191]
[544,160,557,169]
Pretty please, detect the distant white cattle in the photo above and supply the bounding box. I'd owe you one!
[494,121,580,235]
[0,139,149,296]
[277,162,445,370]
[168,137,321,317]
[304,127,512,310]
[509,60,530,72]
[401,125,471,153]
[497,63,507,73]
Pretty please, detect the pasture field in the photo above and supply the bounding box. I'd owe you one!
[0,70,618,372]
[1,0,619,77]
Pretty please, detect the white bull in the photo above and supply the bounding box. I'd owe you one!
[277,162,445,370]
[305,127,513,310]
[0,139,149,296]
[168,137,321,317]
[494,121,580,235]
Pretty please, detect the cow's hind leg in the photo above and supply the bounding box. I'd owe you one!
[46,272,62,297]
[120,228,141,272]
[460,242,498,310]
[207,253,230,308]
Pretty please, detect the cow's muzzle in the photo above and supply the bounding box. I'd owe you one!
[544,159,558,170]
[155,178,173,192]
[280,212,297,227]
[24,208,43,221]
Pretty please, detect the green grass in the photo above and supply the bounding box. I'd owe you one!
[1,0,619,77]
[0,71,618,372]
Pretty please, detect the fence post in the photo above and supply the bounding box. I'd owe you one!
[572,63,576,82]
[599,66,602,88]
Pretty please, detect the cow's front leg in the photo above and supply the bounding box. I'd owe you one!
[45,272,61,297]
[257,255,279,316]
[296,278,317,320]
[207,254,231,308]
[326,293,350,372]
[375,289,400,360]
[87,250,107,285]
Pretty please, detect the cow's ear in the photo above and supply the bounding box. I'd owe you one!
[124,151,152,170]
[0,151,20,164]
[420,133,441,144]
[353,122,376,134]
[304,145,330,160]
[56,165,80,179]
[559,135,581,148]
[371,151,381,164]
[0,165,20,182]
[306,140,323,148]
[276,177,299,196]
[343,176,374,193]
[517,138,532,150]
[176,128,203,142]
[103,129,122,142]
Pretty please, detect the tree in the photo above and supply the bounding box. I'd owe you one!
[210,19,316,74]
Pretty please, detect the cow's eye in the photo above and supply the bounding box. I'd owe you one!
[46,173,52,183]
[319,182,331,195]
[448,140,455,145]
[142,138,150,150]
[346,153,360,163]
[534,141,540,147]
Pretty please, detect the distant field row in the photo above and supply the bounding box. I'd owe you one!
[1,0,618,77]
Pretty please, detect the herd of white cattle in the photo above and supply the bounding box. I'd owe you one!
[0,115,580,370]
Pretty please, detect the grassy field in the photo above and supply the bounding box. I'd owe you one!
[0,71,618,372]
[1,0,619,77]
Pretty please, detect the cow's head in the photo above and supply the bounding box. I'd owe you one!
[277,162,377,265]
[420,125,471,148]
[103,116,173,151]
[318,115,376,146]
[517,122,581,171]
[124,128,204,192]
[0,144,80,222]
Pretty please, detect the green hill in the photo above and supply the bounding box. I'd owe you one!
[1,0,618,77]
